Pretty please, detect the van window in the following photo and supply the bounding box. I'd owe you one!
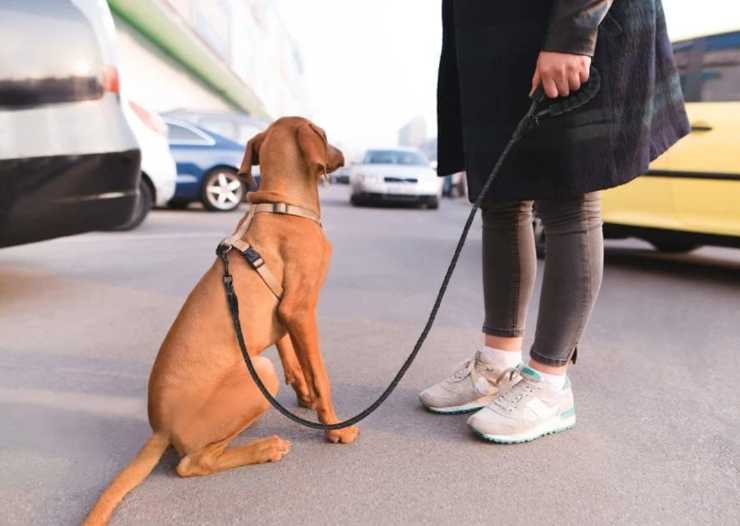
[167,123,210,144]
[197,118,237,141]
[698,32,740,102]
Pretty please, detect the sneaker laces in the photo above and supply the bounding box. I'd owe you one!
[450,353,520,394]
[492,372,540,413]
[451,358,478,382]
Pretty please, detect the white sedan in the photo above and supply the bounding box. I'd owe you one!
[350,148,442,209]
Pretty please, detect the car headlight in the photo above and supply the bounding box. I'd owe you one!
[357,173,382,183]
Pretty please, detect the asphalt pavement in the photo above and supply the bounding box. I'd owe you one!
[1,185,738,525]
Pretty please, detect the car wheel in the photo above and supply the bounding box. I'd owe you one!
[350,193,363,206]
[426,196,440,210]
[167,200,190,210]
[651,240,699,253]
[113,178,153,231]
[533,214,546,259]
[201,168,244,212]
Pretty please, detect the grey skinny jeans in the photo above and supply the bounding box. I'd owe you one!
[481,192,604,366]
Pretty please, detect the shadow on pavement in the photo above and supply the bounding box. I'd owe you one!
[605,247,740,285]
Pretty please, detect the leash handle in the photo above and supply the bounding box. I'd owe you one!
[531,66,601,120]
[220,70,601,430]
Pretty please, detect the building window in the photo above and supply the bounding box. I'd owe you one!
[698,31,740,102]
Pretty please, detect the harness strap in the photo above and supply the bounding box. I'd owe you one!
[228,239,284,299]
[219,202,318,301]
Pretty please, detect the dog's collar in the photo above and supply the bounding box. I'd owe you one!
[250,202,321,226]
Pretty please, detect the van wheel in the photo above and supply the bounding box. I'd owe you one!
[114,178,153,231]
[202,168,244,211]
[651,240,699,253]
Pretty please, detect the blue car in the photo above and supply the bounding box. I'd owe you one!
[165,119,259,211]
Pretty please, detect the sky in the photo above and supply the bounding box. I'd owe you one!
[275,0,740,155]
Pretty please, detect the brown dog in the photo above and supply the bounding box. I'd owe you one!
[83,117,357,526]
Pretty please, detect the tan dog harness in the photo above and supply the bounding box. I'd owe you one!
[217,202,321,300]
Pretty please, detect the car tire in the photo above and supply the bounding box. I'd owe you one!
[167,200,190,210]
[426,197,439,210]
[651,240,699,253]
[201,168,244,212]
[350,193,363,206]
[113,178,153,231]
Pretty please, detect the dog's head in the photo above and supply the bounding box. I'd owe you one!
[238,117,344,189]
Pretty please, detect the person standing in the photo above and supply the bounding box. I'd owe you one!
[420,0,689,443]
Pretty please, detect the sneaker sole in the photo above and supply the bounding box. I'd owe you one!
[472,414,576,444]
[422,398,491,415]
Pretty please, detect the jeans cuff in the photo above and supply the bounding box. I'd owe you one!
[530,350,570,367]
[482,325,524,338]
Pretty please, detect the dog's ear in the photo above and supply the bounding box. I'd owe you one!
[297,122,328,175]
[239,131,266,186]
[327,144,345,174]
[298,121,345,176]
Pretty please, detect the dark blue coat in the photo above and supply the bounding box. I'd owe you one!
[437,0,691,203]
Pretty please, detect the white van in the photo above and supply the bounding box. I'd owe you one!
[0,0,140,247]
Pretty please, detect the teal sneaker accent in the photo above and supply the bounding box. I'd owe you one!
[560,406,576,419]
[520,366,541,381]
[471,423,575,444]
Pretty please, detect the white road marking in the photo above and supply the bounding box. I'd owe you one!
[64,232,228,243]
[0,386,146,421]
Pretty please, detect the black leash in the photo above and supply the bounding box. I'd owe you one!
[219,70,601,430]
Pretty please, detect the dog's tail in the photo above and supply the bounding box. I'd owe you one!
[82,432,169,526]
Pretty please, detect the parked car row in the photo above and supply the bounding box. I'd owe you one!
[0,0,261,248]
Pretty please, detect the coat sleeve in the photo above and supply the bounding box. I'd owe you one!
[543,0,613,57]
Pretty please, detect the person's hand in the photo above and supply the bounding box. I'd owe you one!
[530,51,592,99]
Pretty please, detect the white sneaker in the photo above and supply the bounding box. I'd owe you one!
[419,350,520,414]
[467,366,576,443]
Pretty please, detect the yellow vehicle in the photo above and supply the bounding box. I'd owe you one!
[600,28,740,253]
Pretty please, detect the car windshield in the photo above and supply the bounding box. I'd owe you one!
[363,150,428,166]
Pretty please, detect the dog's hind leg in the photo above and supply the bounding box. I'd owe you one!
[174,355,291,478]
[276,334,314,408]
[176,435,290,477]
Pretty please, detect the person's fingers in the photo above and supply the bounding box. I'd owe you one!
[579,66,590,84]
[530,68,541,97]
[569,71,582,92]
[543,77,559,99]
[554,71,570,97]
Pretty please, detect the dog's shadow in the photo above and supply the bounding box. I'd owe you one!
[248,381,472,448]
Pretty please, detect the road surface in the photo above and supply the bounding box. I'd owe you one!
[1,186,738,525]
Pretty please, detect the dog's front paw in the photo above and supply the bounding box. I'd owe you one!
[325,425,359,444]
[296,393,316,410]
